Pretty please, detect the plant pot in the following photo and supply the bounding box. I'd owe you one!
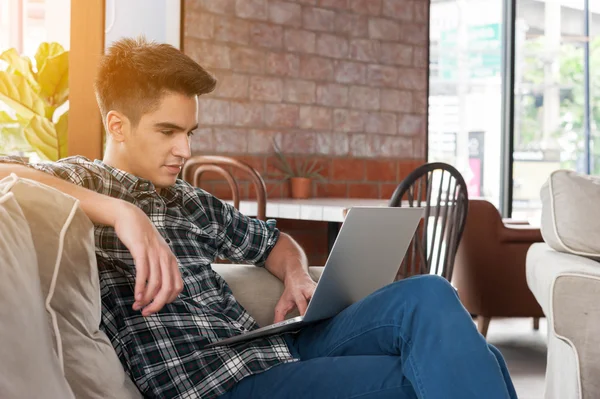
[290,177,312,199]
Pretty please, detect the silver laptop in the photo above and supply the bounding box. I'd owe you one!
[204,206,423,349]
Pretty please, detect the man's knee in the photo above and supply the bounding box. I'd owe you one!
[391,274,458,306]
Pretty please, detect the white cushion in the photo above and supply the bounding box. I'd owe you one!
[0,191,75,399]
[0,175,141,399]
[540,170,600,260]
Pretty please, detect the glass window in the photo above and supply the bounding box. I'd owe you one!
[429,0,505,210]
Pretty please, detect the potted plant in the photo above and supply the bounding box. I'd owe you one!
[0,42,69,161]
[271,140,325,199]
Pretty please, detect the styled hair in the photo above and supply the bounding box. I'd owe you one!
[94,36,216,126]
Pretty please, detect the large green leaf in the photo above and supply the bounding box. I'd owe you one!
[0,125,30,154]
[0,48,39,91]
[35,42,65,73]
[55,110,68,158]
[38,51,69,107]
[0,71,45,119]
[22,114,59,161]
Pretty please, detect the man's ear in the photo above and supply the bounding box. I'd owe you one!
[106,111,128,142]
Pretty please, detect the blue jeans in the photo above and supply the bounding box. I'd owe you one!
[220,275,518,399]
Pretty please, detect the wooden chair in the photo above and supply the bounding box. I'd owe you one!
[389,162,469,282]
[182,156,267,221]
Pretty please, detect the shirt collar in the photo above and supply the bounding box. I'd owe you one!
[93,159,182,203]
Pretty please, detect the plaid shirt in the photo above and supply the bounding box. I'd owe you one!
[2,156,296,398]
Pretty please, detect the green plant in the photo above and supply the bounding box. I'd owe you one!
[271,139,325,180]
[0,42,69,160]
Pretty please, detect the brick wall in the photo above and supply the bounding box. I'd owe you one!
[182,0,429,265]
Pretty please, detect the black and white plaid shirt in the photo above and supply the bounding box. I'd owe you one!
[2,156,296,398]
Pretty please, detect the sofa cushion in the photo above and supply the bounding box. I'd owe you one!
[540,170,600,260]
[0,175,141,399]
[0,191,75,399]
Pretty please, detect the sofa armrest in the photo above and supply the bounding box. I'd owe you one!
[499,225,543,243]
[211,264,323,327]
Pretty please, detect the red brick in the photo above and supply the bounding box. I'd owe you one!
[198,98,230,125]
[332,158,365,180]
[315,132,349,156]
[379,135,413,158]
[266,52,300,77]
[383,0,414,21]
[414,1,429,23]
[380,183,399,199]
[303,7,336,32]
[269,1,302,27]
[398,23,428,45]
[299,56,335,81]
[366,159,397,181]
[367,64,398,87]
[398,68,427,90]
[250,22,284,48]
[265,182,283,198]
[186,39,230,69]
[349,86,380,111]
[265,104,299,128]
[214,17,250,44]
[190,128,214,154]
[319,0,348,9]
[398,114,425,136]
[191,0,235,15]
[316,83,348,107]
[213,72,249,99]
[214,128,248,153]
[315,182,347,197]
[284,79,316,104]
[334,109,367,133]
[380,43,413,66]
[248,130,281,154]
[230,101,264,127]
[284,29,316,54]
[235,0,268,20]
[368,17,400,40]
[184,11,214,40]
[348,183,379,198]
[249,76,284,102]
[349,39,380,62]
[334,13,368,37]
[398,160,421,180]
[230,48,266,73]
[365,112,396,135]
[380,89,412,113]
[413,47,428,68]
[232,155,266,175]
[413,90,427,115]
[316,34,349,59]
[299,106,333,130]
[334,61,366,84]
[350,0,382,15]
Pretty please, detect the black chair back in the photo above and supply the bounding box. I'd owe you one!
[389,162,468,281]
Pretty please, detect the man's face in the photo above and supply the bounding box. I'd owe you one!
[123,92,198,188]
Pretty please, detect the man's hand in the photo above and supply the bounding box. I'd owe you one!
[273,271,317,324]
[113,202,183,316]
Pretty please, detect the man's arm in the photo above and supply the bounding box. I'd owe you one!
[264,233,317,323]
[0,164,182,316]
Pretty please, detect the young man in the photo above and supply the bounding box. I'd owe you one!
[0,37,517,399]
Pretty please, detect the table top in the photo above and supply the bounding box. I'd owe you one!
[231,197,390,223]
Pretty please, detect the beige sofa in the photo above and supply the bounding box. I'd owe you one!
[0,174,322,398]
[526,170,600,399]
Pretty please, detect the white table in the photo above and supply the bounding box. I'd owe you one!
[233,198,390,223]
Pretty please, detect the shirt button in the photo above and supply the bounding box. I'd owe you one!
[165,238,171,244]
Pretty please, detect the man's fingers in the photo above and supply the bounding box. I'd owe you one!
[142,252,161,308]
[295,295,308,316]
[168,259,183,303]
[144,253,172,316]
[133,253,149,310]
[273,301,293,324]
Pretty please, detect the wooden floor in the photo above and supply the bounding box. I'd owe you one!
[486,318,548,399]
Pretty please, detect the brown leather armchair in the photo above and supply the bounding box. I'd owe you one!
[452,200,545,337]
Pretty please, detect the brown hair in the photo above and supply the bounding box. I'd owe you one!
[94,36,216,127]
